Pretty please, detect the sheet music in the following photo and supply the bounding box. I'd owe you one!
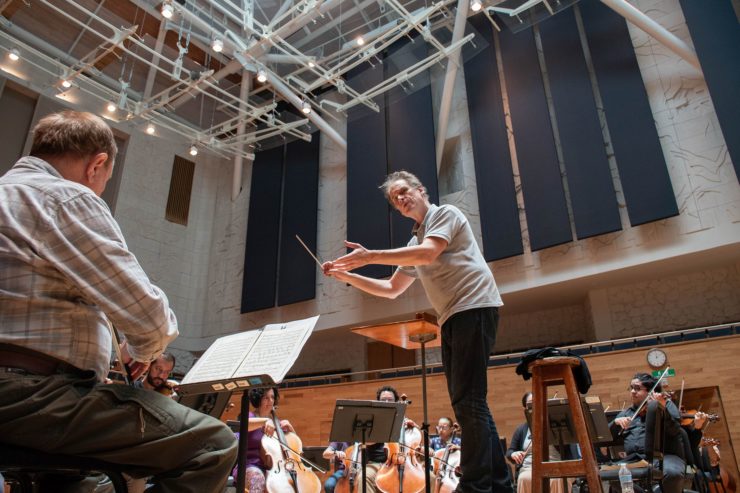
[180,330,261,385]
[179,315,319,388]
[235,316,318,382]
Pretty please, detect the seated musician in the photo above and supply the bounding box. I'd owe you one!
[322,441,350,493]
[233,387,295,493]
[609,373,685,493]
[134,352,175,393]
[429,416,461,451]
[506,392,574,493]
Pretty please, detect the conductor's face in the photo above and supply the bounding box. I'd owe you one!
[388,179,426,219]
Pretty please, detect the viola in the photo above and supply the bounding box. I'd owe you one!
[375,395,425,493]
[432,423,461,493]
[262,408,322,493]
[679,409,720,427]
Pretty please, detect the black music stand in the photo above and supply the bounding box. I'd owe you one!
[329,399,407,493]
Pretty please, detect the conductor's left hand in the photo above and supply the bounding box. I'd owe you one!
[330,241,372,272]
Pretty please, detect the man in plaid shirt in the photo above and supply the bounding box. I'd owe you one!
[0,110,236,493]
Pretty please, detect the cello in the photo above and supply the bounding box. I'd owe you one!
[335,443,361,493]
[432,423,461,493]
[262,407,322,493]
[375,395,425,493]
[701,437,736,493]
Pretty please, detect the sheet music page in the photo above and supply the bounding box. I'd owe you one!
[180,330,261,385]
[234,315,319,383]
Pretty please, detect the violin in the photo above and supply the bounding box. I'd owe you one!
[261,407,322,493]
[155,379,179,397]
[335,443,361,493]
[679,409,720,427]
[375,395,426,493]
[432,423,461,493]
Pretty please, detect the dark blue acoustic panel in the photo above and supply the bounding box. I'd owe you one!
[680,0,740,182]
[499,27,572,251]
[347,62,393,279]
[278,133,320,306]
[241,146,284,313]
[580,0,678,226]
[539,9,621,239]
[386,38,439,250]
[464,15,522,261]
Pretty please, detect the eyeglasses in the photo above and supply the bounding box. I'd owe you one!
[436,424,450,430]
[628,385,645,392]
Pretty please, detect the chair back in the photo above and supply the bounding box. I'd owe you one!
[643,400,665,464]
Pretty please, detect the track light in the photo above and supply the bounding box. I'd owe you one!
[356,36,365,46]
[8,48,20,61]
[146,123,156,135]
[189,145,198,156]
[61,79,72,89]
[161,0,174,19]
[257,68,267,83]
[301,99,311,115]
[212,37,223,53]
[107,102,116,112]
[470,0,483,12]
[308,61,315,68]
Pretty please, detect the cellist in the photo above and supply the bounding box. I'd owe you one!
[322,441,351,492]
[233,387,295,493]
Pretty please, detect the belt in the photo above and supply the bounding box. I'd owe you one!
[0,343,84,377]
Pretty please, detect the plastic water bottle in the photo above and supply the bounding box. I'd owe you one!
[619,463,634,493]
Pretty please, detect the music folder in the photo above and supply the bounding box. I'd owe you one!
[178,315,319,396]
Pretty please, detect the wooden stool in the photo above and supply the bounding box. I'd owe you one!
[529,357,602,493]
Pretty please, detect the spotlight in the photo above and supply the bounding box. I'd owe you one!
[61,79,72,89]
[8,48,20,61]
[146,123,156,135]
[257,68,267,83]
[301,99,311,115]
[470,0,482,12]
[356,36,365,46]
[107,102,116,112]
[308,60,315,68]
[161,0,174,19]
[212,37,223,53]
[189,145,198,156]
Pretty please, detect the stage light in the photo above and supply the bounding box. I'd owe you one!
[146,123,156,135]
[301,99,311,115]
[471,0,483,12]
[308,60,315,68]
[189,145,198,156]
[356,36,365,46]
[8,48,20,61]
[161,1,174,19]
[61,79,72,88]
[212,37,223,53]
[257,68,267,83]
[106,102,116,112]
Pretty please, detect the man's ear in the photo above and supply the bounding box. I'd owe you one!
[85,152,109,180]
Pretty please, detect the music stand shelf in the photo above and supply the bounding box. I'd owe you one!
[351,312,440,493]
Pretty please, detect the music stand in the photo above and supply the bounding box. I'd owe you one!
[352,312,440,493]
[329,399,407,493]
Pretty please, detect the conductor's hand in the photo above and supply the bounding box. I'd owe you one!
[614,416,633,430]
[330,241,372,272]
[120,341,150,380]
[510,451,526,465]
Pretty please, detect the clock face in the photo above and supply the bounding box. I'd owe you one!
[647,348,667,368]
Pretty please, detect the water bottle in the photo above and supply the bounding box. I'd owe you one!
[619,463,634,493]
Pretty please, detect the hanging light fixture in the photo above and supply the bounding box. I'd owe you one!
[301,99,311,115]
[356,36,365,46]
[257,68,267,83]
[106,102,116,112]
[161,0,174,19]
[146,123,156,135]
[308,60,316,68]
[61,79,72,89]
[212,37,223,53]
[8,48,20,61]
[470,0,483,12]
[189,145,198,156]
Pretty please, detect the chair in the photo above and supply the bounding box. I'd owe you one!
[528,357,602,493]
[599,400,665,493]
[677,427,703,493]
[0,443,129,492]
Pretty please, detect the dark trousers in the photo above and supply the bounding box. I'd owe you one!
[324,469,345,492]
[0,370,237,493]
[441,307,513,493]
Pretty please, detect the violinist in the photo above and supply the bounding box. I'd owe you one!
[506,392,575,493]
[134,352,175,394]
[234,387,296,493]
[609,373,685,493]
[322,441,350,492]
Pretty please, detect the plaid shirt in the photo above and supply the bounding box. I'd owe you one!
[0,157,178,380]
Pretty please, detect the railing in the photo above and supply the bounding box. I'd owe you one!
[281,321,739,389]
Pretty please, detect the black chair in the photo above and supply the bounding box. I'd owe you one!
[0,443,129,493]
[677,427,703,493]
[599,400,665,493]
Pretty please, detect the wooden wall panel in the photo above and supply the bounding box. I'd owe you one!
[222,336,740,481]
